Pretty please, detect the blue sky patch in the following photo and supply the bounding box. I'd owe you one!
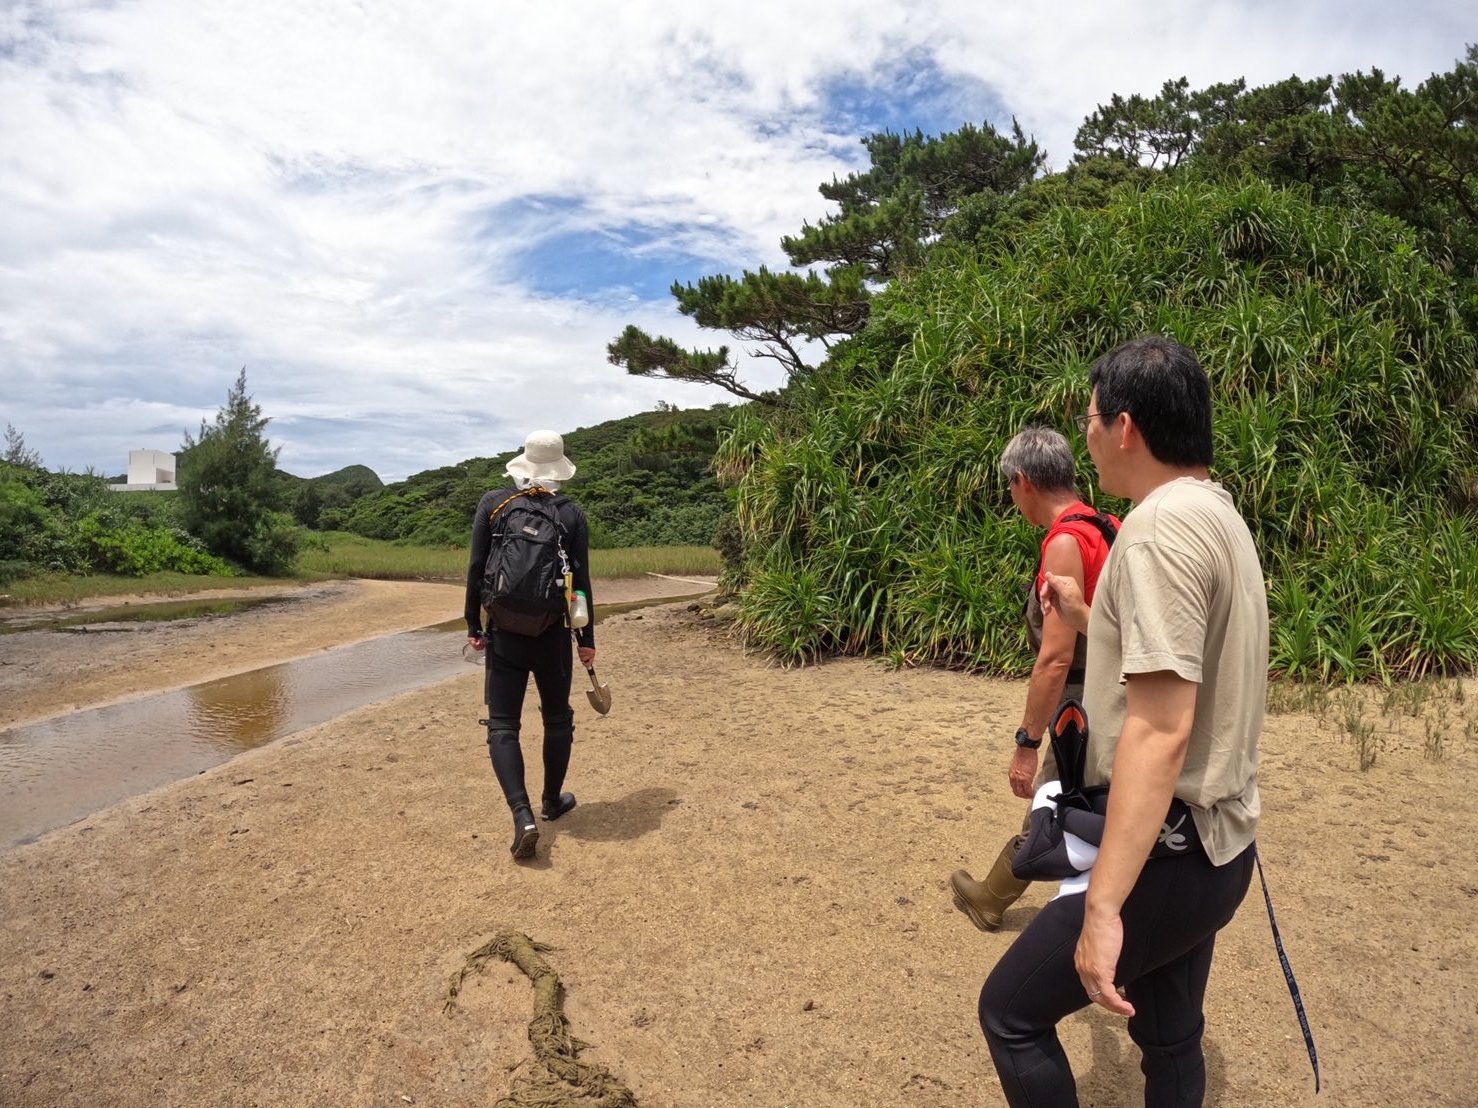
[490,197,727,304]
[817,50,1015,143]
[517,231,710,301]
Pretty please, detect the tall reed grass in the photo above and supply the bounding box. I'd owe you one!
[297,532,464,578]
[719,180,1478,679]
[0,571,282,608]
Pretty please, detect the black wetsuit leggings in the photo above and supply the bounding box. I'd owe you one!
[482,624,574,812]
[979,843,1254,1108]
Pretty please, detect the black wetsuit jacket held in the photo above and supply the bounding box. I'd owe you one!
[463,486,595,651]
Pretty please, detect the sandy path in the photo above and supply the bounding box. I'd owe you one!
[0,584,1474,1106]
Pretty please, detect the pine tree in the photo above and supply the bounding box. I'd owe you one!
[3,423,43,469]
[177,369,300,574]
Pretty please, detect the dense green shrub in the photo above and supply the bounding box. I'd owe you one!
[719,179,1478,679]
[0,469,54,581]
[0,464,234,583]
[75,513,232,576]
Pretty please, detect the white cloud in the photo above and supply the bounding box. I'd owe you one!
[0,0,1470,480]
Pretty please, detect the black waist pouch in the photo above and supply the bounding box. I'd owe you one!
[1012,700,1201,881]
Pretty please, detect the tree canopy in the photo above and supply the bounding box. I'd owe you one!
[1072,48,1478,293]
[3,423,43,469]
[617,46,1478,416]
[608,119,1044,403]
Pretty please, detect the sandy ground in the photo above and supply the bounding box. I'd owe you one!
[1,579,1475,1106]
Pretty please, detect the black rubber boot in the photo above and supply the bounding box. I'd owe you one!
[510,804,539,860]
[540,711,575,816]
[487,723,540,859]
[486,724,530,811]
[541,792,577,821]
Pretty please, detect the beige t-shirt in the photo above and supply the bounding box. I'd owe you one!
[1083,477,1268,865]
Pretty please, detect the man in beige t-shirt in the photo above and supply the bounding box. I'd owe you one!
[1082,475,1266,865]
[978,337,1267,1107]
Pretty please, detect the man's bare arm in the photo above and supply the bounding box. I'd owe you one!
[1008,539,1085,797]
[1040,570,1090,635]
[1074,670,1197,1016]
[1020,534,1085,738]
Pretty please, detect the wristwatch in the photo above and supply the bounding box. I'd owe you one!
[1014,726,1042,750]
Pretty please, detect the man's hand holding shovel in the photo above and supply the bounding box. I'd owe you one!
[577,644,612,714]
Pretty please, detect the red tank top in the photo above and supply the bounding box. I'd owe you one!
[1034,501,1118,604]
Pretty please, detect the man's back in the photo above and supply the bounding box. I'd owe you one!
[1082,476,1268,864]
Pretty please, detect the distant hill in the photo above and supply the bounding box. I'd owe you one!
[278,463,384,491]
[328,404,734,548]
[277,464,384,529]
[310,464,383,491]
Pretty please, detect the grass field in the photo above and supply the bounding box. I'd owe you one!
[294,533,463,579]
[2,535,720,608]
[297,532,719,580]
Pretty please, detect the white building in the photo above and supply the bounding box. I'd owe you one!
[109,449,178,491]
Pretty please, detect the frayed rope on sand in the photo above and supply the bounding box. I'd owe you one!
[445,930,638,1108]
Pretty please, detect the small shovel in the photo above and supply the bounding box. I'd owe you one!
[584,665,612,715]
[568,596,611,714]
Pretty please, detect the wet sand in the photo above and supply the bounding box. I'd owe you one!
[0,576,711,730]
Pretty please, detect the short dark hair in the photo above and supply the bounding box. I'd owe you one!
[1088,336,1212,467]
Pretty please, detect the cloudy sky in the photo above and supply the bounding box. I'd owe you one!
[1,1,1469,481]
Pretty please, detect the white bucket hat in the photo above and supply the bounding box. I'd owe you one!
[505,429,576,482]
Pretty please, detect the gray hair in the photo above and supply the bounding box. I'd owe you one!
[999,425,1076,492]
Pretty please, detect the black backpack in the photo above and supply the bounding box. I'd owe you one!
[480,490,570,636]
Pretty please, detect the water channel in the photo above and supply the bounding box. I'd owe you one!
[0,593,703,849]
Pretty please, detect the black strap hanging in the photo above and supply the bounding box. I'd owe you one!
[1254,845,1321,1092]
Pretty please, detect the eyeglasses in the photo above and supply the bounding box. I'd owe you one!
[1073,409,1118,434]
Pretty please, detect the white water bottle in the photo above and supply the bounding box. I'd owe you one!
[570,590,589,629]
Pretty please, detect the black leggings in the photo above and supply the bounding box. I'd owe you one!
[482,625,574,812]
[979,844,1254,1108]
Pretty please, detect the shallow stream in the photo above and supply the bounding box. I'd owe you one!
[0,594,701,849]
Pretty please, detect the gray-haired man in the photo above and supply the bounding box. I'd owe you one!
[952,426,1117,930]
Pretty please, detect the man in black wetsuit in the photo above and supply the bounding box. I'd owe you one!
[464,430,596,861]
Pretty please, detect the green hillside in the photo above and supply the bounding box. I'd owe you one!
[329,405,733,548]
[276,464,384,530]
[301,464,383,491]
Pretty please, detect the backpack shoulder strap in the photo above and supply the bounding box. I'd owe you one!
[526,488,571,538]
[486,490,529,527]
[1057,510,1119,548]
